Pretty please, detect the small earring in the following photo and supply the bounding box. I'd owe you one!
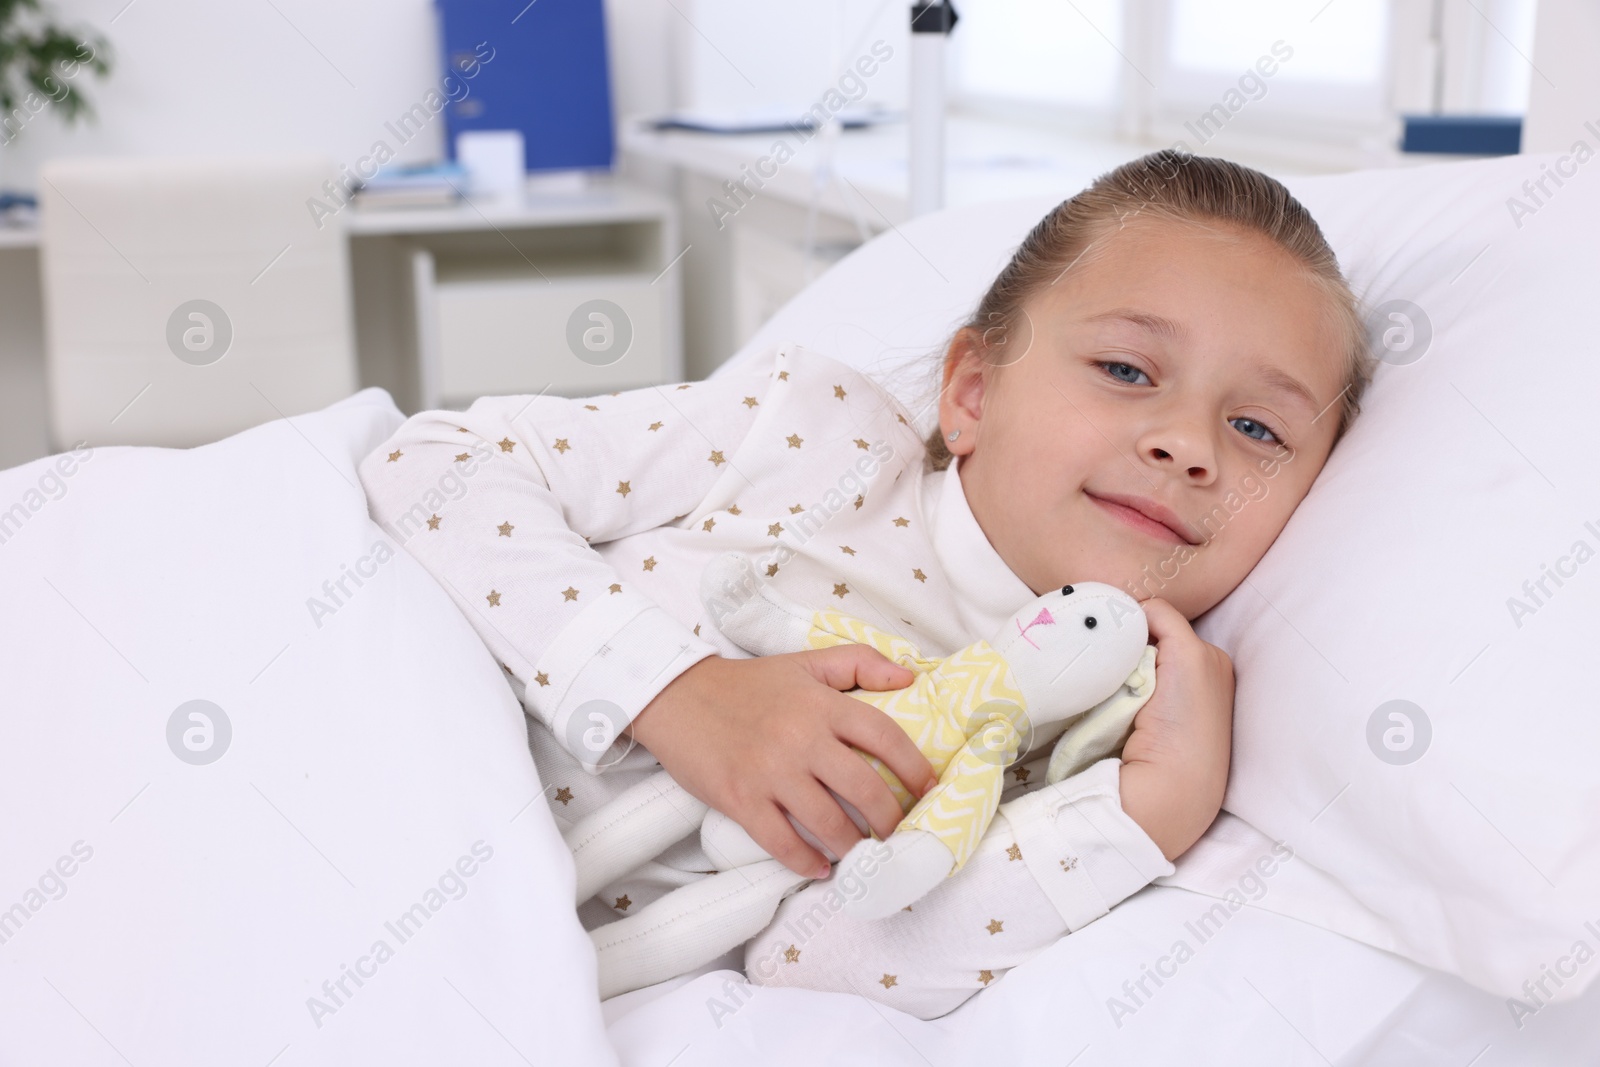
[947,430,961,442]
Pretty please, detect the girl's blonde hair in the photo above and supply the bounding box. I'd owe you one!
[922,148,1371,472]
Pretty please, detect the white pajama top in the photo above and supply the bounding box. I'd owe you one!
[356,342,1173,930]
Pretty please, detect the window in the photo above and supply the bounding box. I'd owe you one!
[947,0,1540,154]
[1438,0,1540,114]
[950,0,1123,109]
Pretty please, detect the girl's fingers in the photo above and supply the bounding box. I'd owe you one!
[1140,596,1191,646]
[779,775,869,866]
[831,696,938,799]
[739,797,831,880]
[800,644,916,694]
[814,745,905,841]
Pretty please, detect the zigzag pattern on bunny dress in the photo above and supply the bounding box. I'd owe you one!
[802,607,1031,873]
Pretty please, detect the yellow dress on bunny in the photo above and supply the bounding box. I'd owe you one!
[795,608,1033,876]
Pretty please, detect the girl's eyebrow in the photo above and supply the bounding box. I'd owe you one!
[1083,307,1185,341]
[1253,365,1320,415]
[1085,307,1321,413]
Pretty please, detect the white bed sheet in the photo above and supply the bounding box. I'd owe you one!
[599,816,1600,1066]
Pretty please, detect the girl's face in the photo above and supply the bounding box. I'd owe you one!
[939,213,1348,620]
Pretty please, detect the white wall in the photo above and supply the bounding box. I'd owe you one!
[0,0,673,191]
[1522,0,1600,152]
[672,0,909,119]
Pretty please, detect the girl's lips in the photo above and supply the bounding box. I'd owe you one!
[1086,491,1189,545]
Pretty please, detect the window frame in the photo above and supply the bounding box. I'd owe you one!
[942,0,1531,164]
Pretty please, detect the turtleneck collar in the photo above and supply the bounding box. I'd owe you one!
[921,454,1039,644]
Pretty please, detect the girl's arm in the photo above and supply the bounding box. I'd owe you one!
[356,353,779,772]
[357,346,938,876]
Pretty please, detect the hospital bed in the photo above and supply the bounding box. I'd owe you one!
[3,150,1596,1065]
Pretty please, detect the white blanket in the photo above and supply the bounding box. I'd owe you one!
[6,386,1597,1065]
[0,391,614,1065]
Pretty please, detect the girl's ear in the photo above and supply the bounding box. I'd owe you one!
[940,327,990,440]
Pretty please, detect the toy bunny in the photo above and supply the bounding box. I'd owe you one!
[567,550,1157,1000]
[693,550,1155,920]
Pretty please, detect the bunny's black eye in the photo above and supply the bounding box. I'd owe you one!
[1084,616,1097,629]
[1061,585,1074,596]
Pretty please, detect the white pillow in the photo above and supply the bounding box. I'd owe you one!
[0,389,615,1063]
[717,151,1600,1002]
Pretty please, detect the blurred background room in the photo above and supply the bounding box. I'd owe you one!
[0,0,1583,470]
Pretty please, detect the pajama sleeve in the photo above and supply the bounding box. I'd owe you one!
[999,757,1176,932]
[745,757,1179,1020]
[356,350,781,774]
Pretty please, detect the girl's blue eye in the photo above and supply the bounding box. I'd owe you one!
[1101,361,1150,385]
[1230,416,1280,444]
[1100,361,1286,447]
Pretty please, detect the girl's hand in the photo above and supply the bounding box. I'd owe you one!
[1117,597,1234,862]
[625,648,937,880]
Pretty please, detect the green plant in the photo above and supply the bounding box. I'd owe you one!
[0,0,111,130]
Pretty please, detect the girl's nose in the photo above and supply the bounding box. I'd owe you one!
[1138,422,1217,485]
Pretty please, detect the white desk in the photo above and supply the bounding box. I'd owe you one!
[0,181,675,246]
[0,178,682,469]
[624,115,1153,367]
[621,114,1172,227]
[617,113,1387,368]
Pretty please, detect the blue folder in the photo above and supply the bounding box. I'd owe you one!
[1400,115,1522,155]
[434,0,615,173]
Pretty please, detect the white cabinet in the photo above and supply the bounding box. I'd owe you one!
[354,183,683,411]
[429,272,665,401]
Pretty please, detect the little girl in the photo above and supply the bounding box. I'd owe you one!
[357,148,1370,1012]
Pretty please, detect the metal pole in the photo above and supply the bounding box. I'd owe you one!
[908,2,958,217]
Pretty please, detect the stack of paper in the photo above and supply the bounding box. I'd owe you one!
[352,161,468,210]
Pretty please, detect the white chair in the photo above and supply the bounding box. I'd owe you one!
[37,154,358,449]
